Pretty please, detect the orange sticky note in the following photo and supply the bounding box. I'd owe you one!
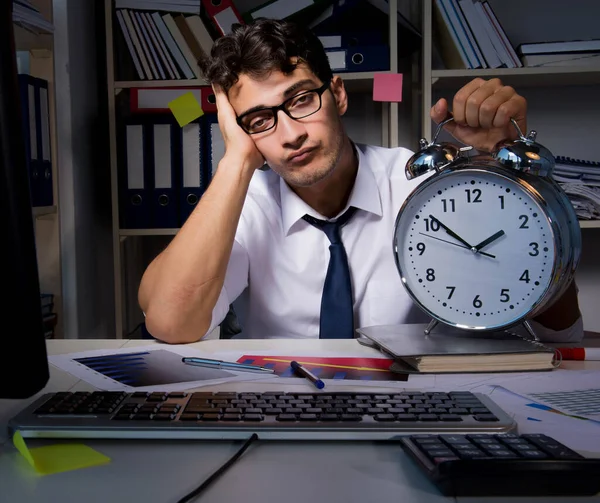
[168,91,204,127]
[13,430,110,475]
[373,73,403,102]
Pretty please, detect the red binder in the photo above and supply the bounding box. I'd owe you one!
[130,86,217,114]
[201,0,244,36]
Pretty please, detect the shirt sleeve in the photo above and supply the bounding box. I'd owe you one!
[529,315,585,343]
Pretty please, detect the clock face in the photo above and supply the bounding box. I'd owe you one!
[393,168,556,330]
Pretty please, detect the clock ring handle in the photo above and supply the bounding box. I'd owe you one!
[431,115,455,144]
[432,115,529,145]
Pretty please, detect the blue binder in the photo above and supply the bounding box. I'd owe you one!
[36,78,53,206]
[148,116,181,229]
[17,74,46,207]
[179,118,204,225]
[118,117,153,229]
[325,44,390,72]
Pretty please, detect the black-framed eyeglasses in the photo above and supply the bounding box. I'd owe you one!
[236,81,330,135]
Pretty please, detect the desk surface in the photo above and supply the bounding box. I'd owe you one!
[1,337,599,503]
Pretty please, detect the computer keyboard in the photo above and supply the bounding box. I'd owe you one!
[8,390,516,440]
[400,433,600,497]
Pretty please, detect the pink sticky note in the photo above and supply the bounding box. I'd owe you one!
[373,73,403,102]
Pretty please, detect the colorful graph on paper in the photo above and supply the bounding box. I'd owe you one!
[74,350,238,387]
[236,355,408,381]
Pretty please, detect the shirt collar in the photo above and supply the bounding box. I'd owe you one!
[280,143,383,236]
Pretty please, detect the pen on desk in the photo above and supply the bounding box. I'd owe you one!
[556,347,600,361]
[182,357,275,374]
[290,360,325,390]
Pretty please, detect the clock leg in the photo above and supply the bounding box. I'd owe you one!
[522,320,540,341]
[424,319,439,335]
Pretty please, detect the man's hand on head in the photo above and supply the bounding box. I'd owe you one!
[212,84,265,173]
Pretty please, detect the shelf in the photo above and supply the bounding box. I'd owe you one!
[120,229,178,236]
[119,220,599,235]
[114,72,386,92]
[431,67,600,89]
[33,205,56,218]
[114,79,207,89]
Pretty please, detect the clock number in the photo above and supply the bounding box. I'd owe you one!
[500,289,510,303]
[446,286,456,299]
[416,242,426,255]
[441,198,456,213]
[520,270,531,283]
[426,268,436,281]
[465,188,482,203]
[529,242,539,256]
[473,295,483,308]
[424,218,440,232]
[498,195,505,210]
[519,215,529,229]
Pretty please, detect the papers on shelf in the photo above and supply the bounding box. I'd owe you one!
[13,0,54,34]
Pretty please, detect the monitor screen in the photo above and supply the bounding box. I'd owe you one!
[0,1,49,399]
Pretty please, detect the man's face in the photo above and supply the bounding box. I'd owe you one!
[228,64,348,188]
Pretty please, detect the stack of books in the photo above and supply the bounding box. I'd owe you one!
[433,0,521,69]
[115,5,214,81]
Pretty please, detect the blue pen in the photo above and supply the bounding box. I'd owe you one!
[182,357,274,374]
[290,360,325,389]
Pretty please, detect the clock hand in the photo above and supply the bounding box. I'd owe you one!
[419,232,496,259]
[474,230,506,252]
[428,215,474,249]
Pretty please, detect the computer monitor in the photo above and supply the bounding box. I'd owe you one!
[0,1,50,398]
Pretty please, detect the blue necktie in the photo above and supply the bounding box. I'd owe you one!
[303,207,357,339]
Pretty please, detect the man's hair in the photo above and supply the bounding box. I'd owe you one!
[199,18,333,93]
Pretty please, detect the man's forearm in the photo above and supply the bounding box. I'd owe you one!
[533,279,581,331]
[139,157,255,343]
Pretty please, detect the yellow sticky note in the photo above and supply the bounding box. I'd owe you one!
[13,430,111,475]
[168,91,204,127]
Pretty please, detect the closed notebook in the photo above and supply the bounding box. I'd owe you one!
[355,324,558,374]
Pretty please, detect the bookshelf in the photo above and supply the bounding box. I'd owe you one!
[104,0,411,338]
[13,0,61,339]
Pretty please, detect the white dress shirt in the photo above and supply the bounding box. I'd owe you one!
[205,142,583,342]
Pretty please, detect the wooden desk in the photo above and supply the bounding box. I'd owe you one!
[0,337,599,503]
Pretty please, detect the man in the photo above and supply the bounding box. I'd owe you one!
[138,18,582,343]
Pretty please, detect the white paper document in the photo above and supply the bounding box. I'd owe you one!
[499,369,600,421]
[486,386,600,455]
[49,345,274,392]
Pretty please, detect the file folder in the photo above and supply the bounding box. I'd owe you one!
[118,118,152,228]
[130,86,217,114]
[325,44,390,72]
[17,74,40,207]
[317,31,384,49]
[203,113,225,187]
[180,119,204,224]
[150,117,181,228]
[37,79,53,207]
[201,0,243,36]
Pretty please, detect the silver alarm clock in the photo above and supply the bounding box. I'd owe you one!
[392,118,582,340]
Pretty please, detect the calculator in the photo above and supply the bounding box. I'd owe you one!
[400,433,600,497]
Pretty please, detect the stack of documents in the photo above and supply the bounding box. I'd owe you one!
[552,156,600,220]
